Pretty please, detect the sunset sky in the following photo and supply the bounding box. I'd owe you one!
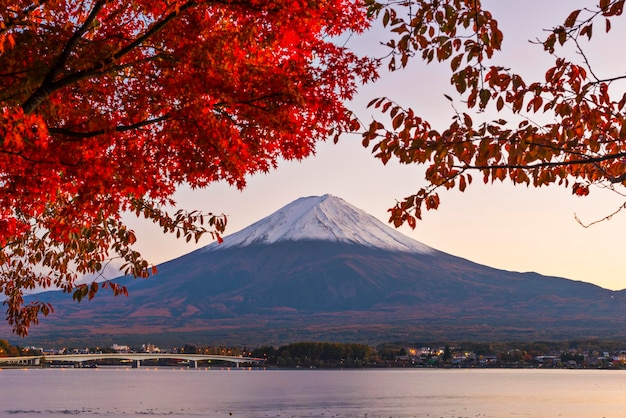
[125,1,626,292]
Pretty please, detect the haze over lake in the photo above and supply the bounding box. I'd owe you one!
[2,368,625,417]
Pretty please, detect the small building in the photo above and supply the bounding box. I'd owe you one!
[111,344,130,353]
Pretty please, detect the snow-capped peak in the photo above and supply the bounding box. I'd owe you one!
[204,194,433,254]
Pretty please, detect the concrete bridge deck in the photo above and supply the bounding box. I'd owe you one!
[0,353,264,368]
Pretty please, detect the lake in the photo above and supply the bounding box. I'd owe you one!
[1,368,625,417]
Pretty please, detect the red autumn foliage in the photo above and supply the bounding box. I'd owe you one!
[0,0,376,336]
[363,0,626,228]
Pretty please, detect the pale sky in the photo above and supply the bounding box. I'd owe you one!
[125,1,626,291]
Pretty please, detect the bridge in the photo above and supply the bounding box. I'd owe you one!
[0,353,264,368]
[0,355,43,367]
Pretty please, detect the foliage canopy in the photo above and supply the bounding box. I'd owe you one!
[362,0,626,229]
[0,0,375,335]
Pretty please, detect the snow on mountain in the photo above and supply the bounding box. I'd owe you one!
[204,194,433,254]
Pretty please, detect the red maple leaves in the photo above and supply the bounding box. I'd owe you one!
[0,0,376,335]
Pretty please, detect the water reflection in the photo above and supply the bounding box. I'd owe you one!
[1,368,624,417]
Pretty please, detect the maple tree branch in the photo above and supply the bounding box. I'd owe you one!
[47,55,168,94]
[605,171,626,184]
[0,148,73,166]
[48,114,171,139]
[571,36,626,86]
[585,72,626,85]
[235,93,287,110]
[21,0,107,114]
[575,201,626,228]
[456,151,626,176]
[52,1,107,78]
[573,36,601,83]
[110,1,195,63]
[69,1,197,82]
[0,68,34,78]
[20,1,195,114]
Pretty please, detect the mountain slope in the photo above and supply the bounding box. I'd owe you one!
[9,195,626,346]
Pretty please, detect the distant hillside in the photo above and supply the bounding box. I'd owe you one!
[5,195,626,347]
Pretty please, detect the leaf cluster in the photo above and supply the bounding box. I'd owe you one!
[361,0,626,226]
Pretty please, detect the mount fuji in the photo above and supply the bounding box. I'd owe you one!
[205,194,433,253]
[11,194,626,346]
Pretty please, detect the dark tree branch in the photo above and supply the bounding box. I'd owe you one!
[575,201,626,228]
[20,1,196,114]
[455,151,626,175]
[22,1,107,114]
[48,114,171,139]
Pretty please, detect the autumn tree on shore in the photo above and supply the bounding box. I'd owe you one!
[362,0,626,229]
[0,0,376,335]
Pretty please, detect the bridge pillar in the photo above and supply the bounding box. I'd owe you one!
[188,360,197,369]
[132,360,141,369]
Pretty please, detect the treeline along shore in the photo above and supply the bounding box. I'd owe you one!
[5,339,626,369]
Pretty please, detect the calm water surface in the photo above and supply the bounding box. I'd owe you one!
[1,368,625,417]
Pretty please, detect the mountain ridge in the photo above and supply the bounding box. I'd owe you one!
[6,195,626,347]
